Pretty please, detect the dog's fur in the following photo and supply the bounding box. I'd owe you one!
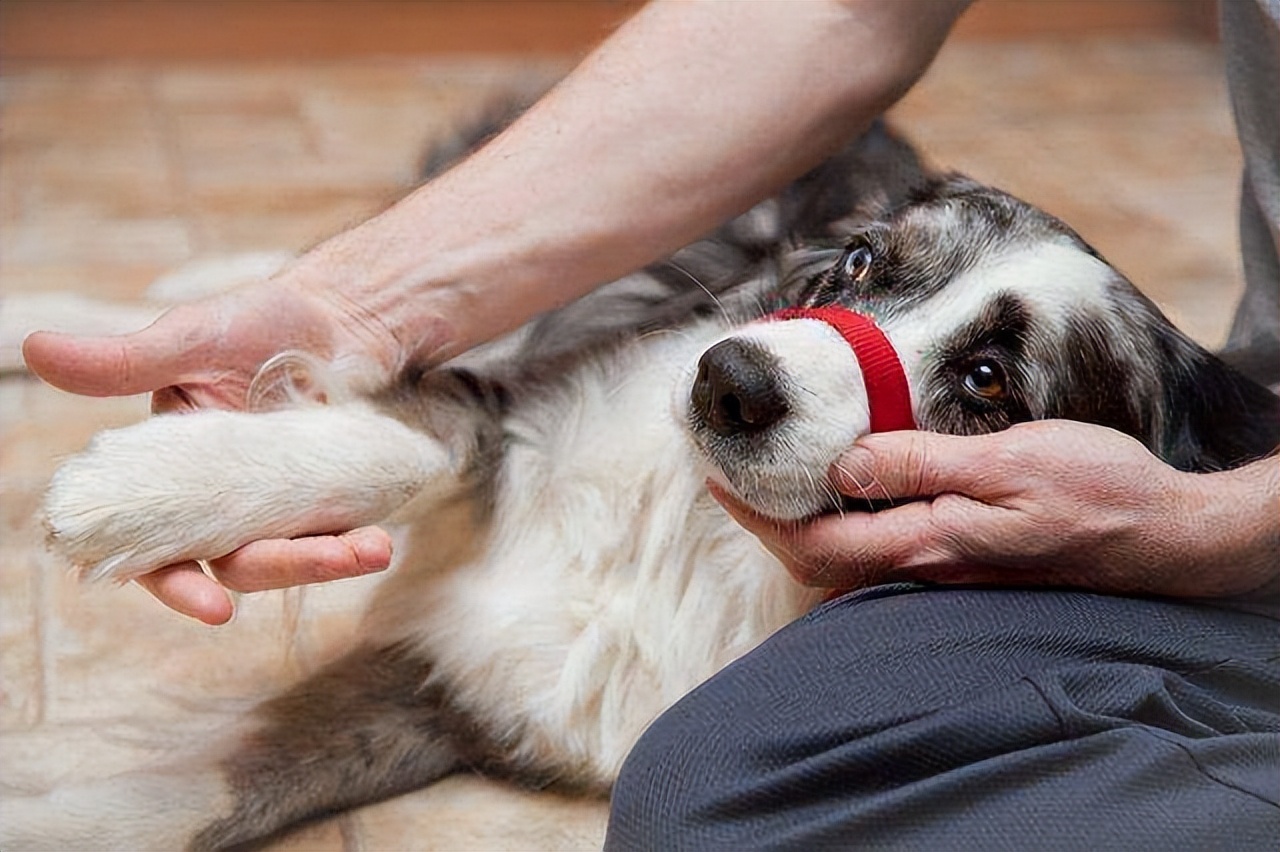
[7,120,1280,850]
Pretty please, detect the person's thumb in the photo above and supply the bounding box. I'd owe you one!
[23,310,198,397]
[830,430,998,503]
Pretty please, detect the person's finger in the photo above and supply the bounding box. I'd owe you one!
[710,480,998,588]
[135,563,236,625]
[208,526,393,593]
[707,481,936,585]
[829,430,1016,504]
[705,482,813,578]
[22,310,201,398]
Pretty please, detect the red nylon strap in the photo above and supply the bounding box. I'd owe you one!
[769,307,916,433]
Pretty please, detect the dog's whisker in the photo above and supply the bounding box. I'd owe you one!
[660,259,733,326]
[636,326,695,344]
[831,460,878,509]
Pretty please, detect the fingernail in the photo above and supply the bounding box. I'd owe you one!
[830,444,874,486]
[352,528,393,572]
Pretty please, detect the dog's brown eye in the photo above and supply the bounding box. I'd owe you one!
[962,360,1006,399]
[841,245,874,283]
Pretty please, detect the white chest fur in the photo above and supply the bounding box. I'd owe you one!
[381,325,822,786]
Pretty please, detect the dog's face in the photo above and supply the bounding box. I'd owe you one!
[681,177,1280,520]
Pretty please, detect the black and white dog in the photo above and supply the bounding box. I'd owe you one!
[10,122,1280,850]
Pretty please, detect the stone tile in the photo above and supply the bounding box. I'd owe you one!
[0,485,42,730]
[0,71,173,191]
[1,217,193,266]
[153,64,327,107]
[0,380,150,483]
[352,775,608,852]
[163,76,405,195]
[3,152,177,218]
[0,72,192,266]
[0,384,307,730]
[0,380,139,740]
[0,262,175,299]
[903,39,1228,123]
[191,194,388,254]
[0,98,159,163]
[289,569,386,672]
[158,60,557,220]
[0,67,152,107]
[296,70,481,187]
[169,104,314,177]
[38,569,305,726]
[260,816,350,852]
[0,722,172,791]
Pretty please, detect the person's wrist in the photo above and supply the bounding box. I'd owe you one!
[276,202,463,373]
[1178,459,1280,598]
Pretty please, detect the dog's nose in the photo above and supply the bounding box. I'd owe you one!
[691,339,789,436]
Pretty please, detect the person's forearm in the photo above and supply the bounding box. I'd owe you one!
[1182,455,1280,597]
[288,0,969,366]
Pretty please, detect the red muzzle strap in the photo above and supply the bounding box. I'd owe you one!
[769,307,916,433]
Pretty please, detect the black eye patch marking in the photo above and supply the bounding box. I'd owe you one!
[1043,310,1147,440]
[918,292,1035,435]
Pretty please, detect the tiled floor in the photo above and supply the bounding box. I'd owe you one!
[0,38,1246,850]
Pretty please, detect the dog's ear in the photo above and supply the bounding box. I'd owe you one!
[1154,325,1280,472]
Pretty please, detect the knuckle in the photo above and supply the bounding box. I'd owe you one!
[315,538,363,581]
[217,577,250,594]
[211,548,269,592]
[217,569,256,594]
[903,432,937,494]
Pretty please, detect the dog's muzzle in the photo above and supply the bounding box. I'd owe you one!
[690,307,916,439]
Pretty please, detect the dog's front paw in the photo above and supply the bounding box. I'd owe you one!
[43,405,446,582]
[43,413,250,581]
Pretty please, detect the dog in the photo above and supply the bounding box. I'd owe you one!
[7,119,1279,850]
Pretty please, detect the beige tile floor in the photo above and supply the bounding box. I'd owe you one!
[0,38,1246,850]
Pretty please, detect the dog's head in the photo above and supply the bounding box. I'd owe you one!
[681,176,1280,520]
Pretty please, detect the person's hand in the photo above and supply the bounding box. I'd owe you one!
[23,275,407,412]
[712,420,1279,599]
[23,275,416,625]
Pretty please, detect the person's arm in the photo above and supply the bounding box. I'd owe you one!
[714,420,1280,599]
[22,0,971,623]
[267,0,973,367]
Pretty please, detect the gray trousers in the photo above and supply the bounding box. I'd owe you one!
[605,585,1280,850]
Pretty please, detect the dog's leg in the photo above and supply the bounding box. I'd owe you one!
[1,645,477,851]
[190,643,478,850]
[43,402,455,581]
